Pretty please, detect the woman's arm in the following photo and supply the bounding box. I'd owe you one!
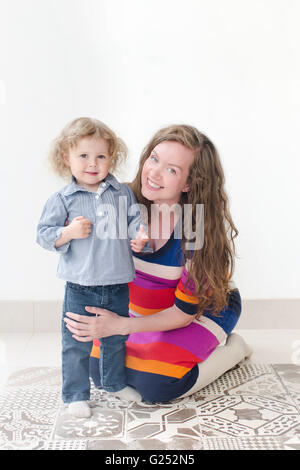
[123,304,195,334]
[64,304,196,342]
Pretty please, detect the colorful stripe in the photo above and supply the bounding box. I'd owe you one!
[133,270,179,290]
[129,303,164,316]
[125,356,190,379]
[127,322,219,362]
[129,283,176,309]
[126,340,201,364]
[133,257,183,280]
[175,286,199,304]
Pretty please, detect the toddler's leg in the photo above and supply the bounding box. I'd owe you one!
[99,284,142,402]
[180,333,253,398]
[62,283,97,417]
[99,334,141,401]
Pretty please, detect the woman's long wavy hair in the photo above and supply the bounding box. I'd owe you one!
[130,124,238,318]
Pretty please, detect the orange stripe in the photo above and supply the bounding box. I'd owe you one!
[125,355,190,379]
[129,302,163,316]
[91,344,100,359]
[175,288,199,304]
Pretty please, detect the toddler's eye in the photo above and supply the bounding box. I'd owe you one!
[79,154,88,158]
[97,155,106,159]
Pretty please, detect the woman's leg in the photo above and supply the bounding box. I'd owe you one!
[179,333,253,398]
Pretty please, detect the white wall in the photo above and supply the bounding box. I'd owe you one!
[0,0,299,301]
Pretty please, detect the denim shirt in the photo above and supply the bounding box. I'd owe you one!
[36,174,148,286]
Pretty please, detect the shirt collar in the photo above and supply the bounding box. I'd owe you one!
[104,173,121,190]
[62,173,121,196]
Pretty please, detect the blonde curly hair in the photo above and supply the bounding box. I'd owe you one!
[48,117,127,179]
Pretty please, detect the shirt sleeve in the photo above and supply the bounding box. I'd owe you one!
[36,192,70,253]
[174,265,200,315]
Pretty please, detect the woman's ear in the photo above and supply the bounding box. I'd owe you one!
[182,183,191,193]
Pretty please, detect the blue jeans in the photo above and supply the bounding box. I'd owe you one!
[62,281,129,403]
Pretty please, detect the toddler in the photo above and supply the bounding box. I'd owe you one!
[37,117,148,418]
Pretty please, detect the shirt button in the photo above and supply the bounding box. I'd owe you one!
[101,182,106,188]
[95,194,99,199]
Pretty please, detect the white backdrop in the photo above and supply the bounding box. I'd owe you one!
[0,0,299,301]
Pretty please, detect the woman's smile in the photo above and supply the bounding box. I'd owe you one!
[146,177,164,190]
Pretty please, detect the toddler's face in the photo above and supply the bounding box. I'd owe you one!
[64,137,111,191]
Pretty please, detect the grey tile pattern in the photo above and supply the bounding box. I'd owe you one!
[0,364,300,450]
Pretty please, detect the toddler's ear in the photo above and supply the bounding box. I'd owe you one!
[62,152,70,165]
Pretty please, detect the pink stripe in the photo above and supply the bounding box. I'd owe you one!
[133,270,179,290]
[180,267,196,292]
[127,322,219,361]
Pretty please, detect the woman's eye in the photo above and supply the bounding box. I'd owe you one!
[150,155,158,163]
[168,168,176,175]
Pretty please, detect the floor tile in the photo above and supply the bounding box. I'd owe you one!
[201,436,284,450]
[1,330,300,451]
[1,363,299,450]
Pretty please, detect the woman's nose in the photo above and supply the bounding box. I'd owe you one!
[150,166,161,180]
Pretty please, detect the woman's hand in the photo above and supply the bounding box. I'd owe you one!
[64,307,129,342]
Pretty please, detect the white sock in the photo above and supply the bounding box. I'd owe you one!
[68,400,91,418]
[111,386,142,402]
[180,333,253,398]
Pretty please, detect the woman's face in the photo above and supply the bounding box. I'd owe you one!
[141,141,194,206]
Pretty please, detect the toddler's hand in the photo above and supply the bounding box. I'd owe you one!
[130,225,149,253]
[67,216,93,239]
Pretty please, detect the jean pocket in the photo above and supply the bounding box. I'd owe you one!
[65,284,99,314]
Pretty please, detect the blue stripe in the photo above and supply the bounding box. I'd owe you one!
[126,366,198,403]
[202,290,242,335]
[174,296,198,315]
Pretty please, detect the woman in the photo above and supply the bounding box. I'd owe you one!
[64,124,252,403]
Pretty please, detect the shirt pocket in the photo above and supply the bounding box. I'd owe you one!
[67,194,96,224]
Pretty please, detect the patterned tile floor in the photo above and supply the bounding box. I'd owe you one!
[0,362,300,450]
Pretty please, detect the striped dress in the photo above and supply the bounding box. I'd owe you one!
[89,231,241,402]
